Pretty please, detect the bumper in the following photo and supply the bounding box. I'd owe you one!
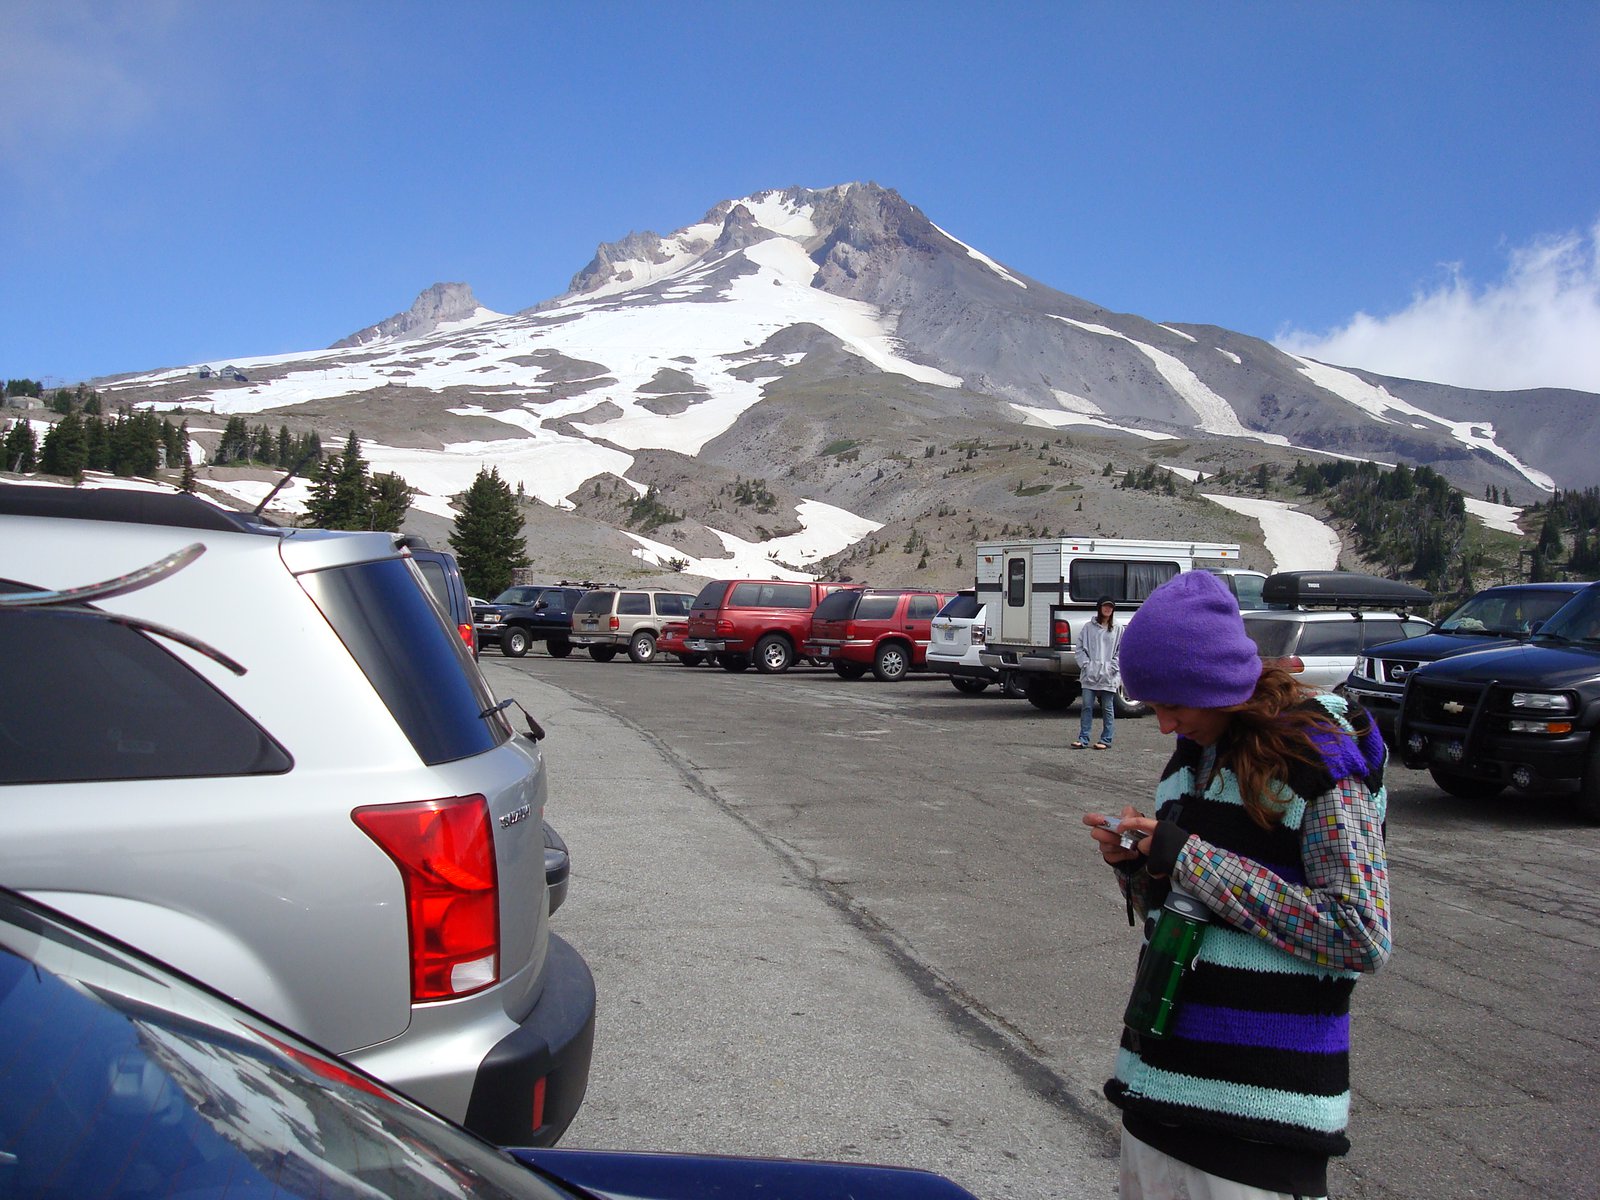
[685,637,740,653]
[569,633,624,647]
[979,647,1077,676]
[1343,683,1402,740]
[924,657,996,681]
[463,934,597,1146]
[1398,725,1593,783]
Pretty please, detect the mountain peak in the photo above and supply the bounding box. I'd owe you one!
[332,281,486,349]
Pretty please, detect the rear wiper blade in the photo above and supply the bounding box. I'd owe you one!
[45,607,248,675]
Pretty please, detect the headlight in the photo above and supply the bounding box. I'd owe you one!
[1352,656,1373,680]
[1511,692,1574,712]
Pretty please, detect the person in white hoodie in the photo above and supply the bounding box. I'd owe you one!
[1073,596,1122,749]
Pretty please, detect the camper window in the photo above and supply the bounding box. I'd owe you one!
[1068,560,1180,603]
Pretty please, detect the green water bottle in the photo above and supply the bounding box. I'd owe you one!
[1122,885,1210,1039]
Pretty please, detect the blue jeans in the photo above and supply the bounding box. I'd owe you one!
[1079,689,1115,746]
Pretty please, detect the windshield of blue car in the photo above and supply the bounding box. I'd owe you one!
[1438,589,1577,635]
[1532,586,1600,644]
[0,892,569,1200]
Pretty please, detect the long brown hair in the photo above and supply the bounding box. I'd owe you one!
[1215,668,1350,828]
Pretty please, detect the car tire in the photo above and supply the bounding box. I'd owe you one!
[589,645,619,663]
[502,627,530,658]
[872,642,911,682]
[1427,765,1505,800]
[679,653,705,667]
[719,653,751,672]
[952,677,990,694]
[1024,676,1077,711]
[546,639,573,659]
[753,634,794,674]
[629,632,657,664]
[1577,742,1600,824]
[832,661,868,680]
[1112,684,1149,718]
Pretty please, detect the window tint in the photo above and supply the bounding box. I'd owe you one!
[1007,558,1027,607]
[1402,619,1432,639]
[692,581,728,608]
[727,582,813,609]
[855,595,899,620]
[908,595,940,620]
[0,609,290,784]
[1229,574,1266,610]
[1244,620,1298,657]
[1295,622,1363,656]
[1069,560,1180,603]
[655,593,691,617]
[574,591,612,615]
[813,590,862,620]
[537,588,573,608]
[495,587,539,605]
[1360,619,1408,649]
[937,593,982,620]
[300,558,507,765]
[414,559,452,615]
[618,592,651,616]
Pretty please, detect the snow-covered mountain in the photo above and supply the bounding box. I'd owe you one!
[96,183,1597,557]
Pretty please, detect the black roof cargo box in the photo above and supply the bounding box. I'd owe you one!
[1262,571,1432,610]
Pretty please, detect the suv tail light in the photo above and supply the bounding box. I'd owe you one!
[1051,617,1072,650]
[715,618,735,636]
[1264,655,1305,675]
[353,795,500,1002]
[457,623,475,650]
[608,615,620,630]
[972,625,986,646]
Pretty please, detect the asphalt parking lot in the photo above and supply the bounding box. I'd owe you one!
[485,654,1600,1200]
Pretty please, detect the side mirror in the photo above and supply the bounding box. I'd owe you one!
[1528,620,1544,634]
[533,600,547,611]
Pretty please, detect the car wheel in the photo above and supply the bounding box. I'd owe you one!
[501,627,530,658]
[1427,765,1505,800]
[719,653,751,672]
[1577,742,1600,823]
[832,661,868,680]
[1024,677,1076,711]
[952,677,990,694]
[589,645,619,662]
[872,642,910,682]
[679,653,705,667]
[753,634,794,674]
[629,632,657,664]
[1112,684,1149,718]
[546,639,573,659]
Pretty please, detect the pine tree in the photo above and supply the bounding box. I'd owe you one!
[369,472,416,533]
[450,467,529,596]
[40,413,89,480]
[4,419,37,472]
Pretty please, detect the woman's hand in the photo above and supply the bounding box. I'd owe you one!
[1082,806,1156,864]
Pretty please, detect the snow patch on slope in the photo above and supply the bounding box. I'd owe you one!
[1202,494,1342,572]
[623,499,883,581]
[1462,497,1523,535]
[931,223,1028,289]
[1010,403,1178,441]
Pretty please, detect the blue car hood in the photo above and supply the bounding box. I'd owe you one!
[1413,640,1600,690]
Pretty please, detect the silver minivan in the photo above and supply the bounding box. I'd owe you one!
[0,481,595,1146]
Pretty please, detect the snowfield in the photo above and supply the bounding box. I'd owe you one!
[1201,493,1343,572]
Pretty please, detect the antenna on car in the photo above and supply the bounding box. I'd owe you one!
[252,445,324,519]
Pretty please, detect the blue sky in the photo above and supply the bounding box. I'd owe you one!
[3,1,1597,393]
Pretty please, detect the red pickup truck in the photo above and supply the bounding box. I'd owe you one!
[807,587,957,681]
[685,579,847,673]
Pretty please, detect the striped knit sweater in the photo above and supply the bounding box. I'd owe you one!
[1106,694,1391,1186]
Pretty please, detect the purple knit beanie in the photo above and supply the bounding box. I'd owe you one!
[1120,570,1262,707]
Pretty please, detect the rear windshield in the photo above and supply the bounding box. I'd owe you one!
[300,558,508,765]
[727,581,814,609]
[937,593,982,620]
[1243,619,1298,658]
[0,606,291,785]
[692,581,728,608]
[812,590,862,621]
[574,591,613,615]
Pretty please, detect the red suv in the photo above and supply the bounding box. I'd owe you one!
[807,588,957,681]
[685,579,847,673]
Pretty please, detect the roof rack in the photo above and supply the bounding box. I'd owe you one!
[1262,571,1432,611]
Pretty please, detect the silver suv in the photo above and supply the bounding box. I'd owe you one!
[0,482,595,1146]
[569,587,694,663]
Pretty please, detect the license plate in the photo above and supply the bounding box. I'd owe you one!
[814,646,832,657]
[942,627,956,641]
[686,639,713,651]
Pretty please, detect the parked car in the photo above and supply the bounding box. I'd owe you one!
[0,482,596,1145]
[1206,566,1270,611]
[925,591,1012,694]
[1345,582,1588,741]
[1396,580,1600,817]
[808,587,957,682]
[408,540,477,657]
[1242,571,1434,692]
[569,587,695,663]
[479,583,590,657]
[685,578,848,673]
[0,886,982,1200]
[658,619,710,666]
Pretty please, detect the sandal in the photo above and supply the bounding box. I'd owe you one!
[1071,741,1088,750]
[1093,742,1110,750]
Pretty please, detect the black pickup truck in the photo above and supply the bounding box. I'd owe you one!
[474,583,589,658]
[1396,580,1600,819]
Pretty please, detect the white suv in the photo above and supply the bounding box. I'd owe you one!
[1243,571,1433,692]
[0,481,595,1146]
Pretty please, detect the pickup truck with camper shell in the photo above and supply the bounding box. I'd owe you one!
[1395,579,1600,819]
[806,587,958,681]
[685,578,849,673]
[975,537,1256,713]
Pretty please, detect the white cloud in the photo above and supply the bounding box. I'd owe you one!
[1276,217,1600,395]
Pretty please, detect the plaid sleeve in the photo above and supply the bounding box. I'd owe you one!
[1172,779,1392,972]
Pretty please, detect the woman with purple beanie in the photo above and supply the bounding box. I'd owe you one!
[1083,569,1391,1200]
